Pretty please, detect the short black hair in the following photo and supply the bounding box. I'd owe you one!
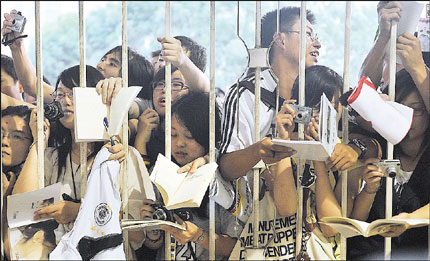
[1,105,32,128]
[104,46,154,99]
[174,35,207,73]
[171,91,222,155]
[291,65,343,108]
[262,7,316,60]
[1,54,18,83]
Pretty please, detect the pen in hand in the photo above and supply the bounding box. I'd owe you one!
[103,117,115,146]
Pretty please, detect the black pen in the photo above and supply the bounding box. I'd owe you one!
[103,117,115,146]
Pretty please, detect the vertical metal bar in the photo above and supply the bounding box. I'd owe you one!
[78,1,88,200]
[120,1,131,259]
[384,20,397,261]
[35,1,44,190]
[296,1,306,255]
[209,1,216,259]
[164,2,172,260]
[252,0,262,249]
[340,2,351,260]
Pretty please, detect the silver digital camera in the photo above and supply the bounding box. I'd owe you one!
[372,159,400,178]
[6,12,26,33]
[286,104,313,125]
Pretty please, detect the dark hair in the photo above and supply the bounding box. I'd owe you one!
[174,35,207,73]
[1,54,18,83]
[1,105,32,129]
[19,220,58,246]
[171,91,222,219]
[172,91,222,156]
[104,46,154,99]
[152,65,180,85]
[291,65,343,108]
[151,49,161,59]
[262,7,316,61]
[52,65,104,183]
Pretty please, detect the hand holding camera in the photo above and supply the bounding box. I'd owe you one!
[2,10,28,47]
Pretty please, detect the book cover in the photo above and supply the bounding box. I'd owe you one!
[73,86,142,142]
[7,182,62,229]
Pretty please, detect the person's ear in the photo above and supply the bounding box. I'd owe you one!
[17,81,24,94]
[32,230,45,244]
[273,33,286,49]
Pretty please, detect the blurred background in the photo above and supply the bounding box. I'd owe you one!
[1,1,427,92]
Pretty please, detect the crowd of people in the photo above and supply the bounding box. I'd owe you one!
[1,1,429,260]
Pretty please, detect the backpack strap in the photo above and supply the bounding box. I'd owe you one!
[237,75,285,111]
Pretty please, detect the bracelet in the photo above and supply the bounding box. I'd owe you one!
[363,185,379,194]
[193,230,206,244]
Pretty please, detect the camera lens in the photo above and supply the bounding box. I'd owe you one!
[152,208,167,221]
[386,166,397,178]
[297,112,303,119]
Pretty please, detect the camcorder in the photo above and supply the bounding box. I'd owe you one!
[285,104,313,125]
[44,100,64,122]
[151,203,193,222]
[371,159,400,178]
[2,12,28,46]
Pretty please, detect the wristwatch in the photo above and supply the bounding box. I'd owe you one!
[349,138,367,160]
[194,230,206,244]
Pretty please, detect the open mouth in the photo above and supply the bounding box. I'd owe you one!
[310,51,319,57]
[63,109,74,116]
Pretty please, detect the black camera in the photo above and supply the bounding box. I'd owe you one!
[286,104,313,125]
[44,100,64,122]
[151,203,192,222]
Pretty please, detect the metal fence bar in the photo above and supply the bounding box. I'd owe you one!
[78,1,88,201]
[164,2,173,259]
[340,2,351,260]
[252,0,262,249]
[384,20,397,260]
[120,1,131,259]
[295,1,307,255]
[35,1,44,190]
[209,1,216,259]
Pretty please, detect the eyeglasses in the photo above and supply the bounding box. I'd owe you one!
[1,130,32,142]
[285,30,319,42]
[152,81,189,92]
[51,91,73,101]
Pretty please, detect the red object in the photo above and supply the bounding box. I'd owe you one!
[347,76,376,104]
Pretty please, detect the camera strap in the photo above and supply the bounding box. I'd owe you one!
[1,34,28,46]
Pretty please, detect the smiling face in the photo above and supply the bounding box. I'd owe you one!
[152,70,189,116]
[281,19,321,68]
[1,115,32,167]
[96,52,121,78]
[171,115,205,166]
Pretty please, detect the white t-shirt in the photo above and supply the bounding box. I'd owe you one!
[219,69,278,223]
[229,190,298,260]
[44,146,151,251]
